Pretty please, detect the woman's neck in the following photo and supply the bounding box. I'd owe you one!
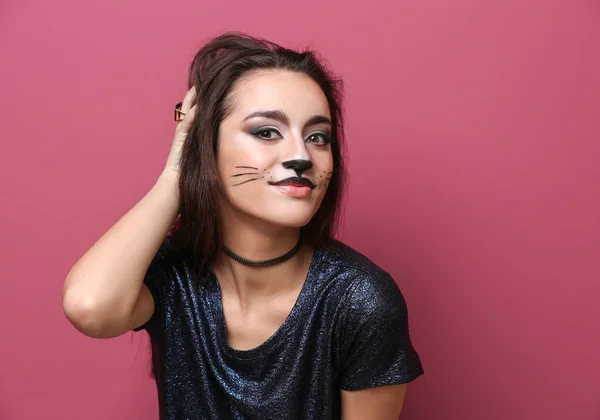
[212,208,313,305]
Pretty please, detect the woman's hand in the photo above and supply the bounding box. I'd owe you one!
[164,86,197,176]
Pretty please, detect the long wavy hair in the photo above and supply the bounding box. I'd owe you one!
[171,32,346,272]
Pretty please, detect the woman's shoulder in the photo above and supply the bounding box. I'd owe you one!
[317,239,406,311]
[319,239,393,280]
[318,241,414,361]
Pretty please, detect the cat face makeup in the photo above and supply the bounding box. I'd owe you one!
[217,70,334,229]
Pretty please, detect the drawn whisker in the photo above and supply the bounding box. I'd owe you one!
[231,172,259,177]
[235,166,259,170]
[232,178,259,186]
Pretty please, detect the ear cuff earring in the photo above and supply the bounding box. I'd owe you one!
[174,102,185,121]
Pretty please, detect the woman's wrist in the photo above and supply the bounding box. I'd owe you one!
[155,169,181,208]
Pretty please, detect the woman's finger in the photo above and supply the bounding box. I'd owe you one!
[181,86,197,115]
[178,104,197,132]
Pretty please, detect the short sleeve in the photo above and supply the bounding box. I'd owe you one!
[132,235,176,333]
[337,272,424,390]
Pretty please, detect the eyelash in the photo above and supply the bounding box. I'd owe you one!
[250,127,332,145]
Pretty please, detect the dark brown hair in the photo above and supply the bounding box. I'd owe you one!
[172,32,346,271]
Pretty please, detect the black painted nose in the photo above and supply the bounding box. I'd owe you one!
[282,159,313,177]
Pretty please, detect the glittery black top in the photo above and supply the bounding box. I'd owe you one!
[134,236,424,419]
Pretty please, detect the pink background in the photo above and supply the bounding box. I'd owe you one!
[1,0,599,419]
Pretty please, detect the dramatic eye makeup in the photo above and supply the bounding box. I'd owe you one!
[249,127,283,141]
[242,110,333,146]
[305,131,332,145]
[248,127,332,145]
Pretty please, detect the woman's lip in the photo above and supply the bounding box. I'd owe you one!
[268,177,315,189]
[272,184,313,198]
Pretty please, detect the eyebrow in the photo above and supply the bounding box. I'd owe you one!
[243,110,331,127]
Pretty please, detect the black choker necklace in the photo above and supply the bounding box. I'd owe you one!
[222,239,302,268]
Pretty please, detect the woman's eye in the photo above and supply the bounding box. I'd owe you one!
[306,133,331,145]
[251,128,281,140]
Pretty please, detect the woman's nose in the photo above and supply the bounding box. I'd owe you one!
[282,159,313,177]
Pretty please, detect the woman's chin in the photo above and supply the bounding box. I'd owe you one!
[267,216,313,229]
[223,202,318,231]
[254,212,316,230]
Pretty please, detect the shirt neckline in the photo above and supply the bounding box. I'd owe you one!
[208,246,325,361]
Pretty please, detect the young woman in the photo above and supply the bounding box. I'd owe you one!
[62,33,424,419]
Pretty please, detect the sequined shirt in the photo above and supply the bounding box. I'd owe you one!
[134,237,424,419]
